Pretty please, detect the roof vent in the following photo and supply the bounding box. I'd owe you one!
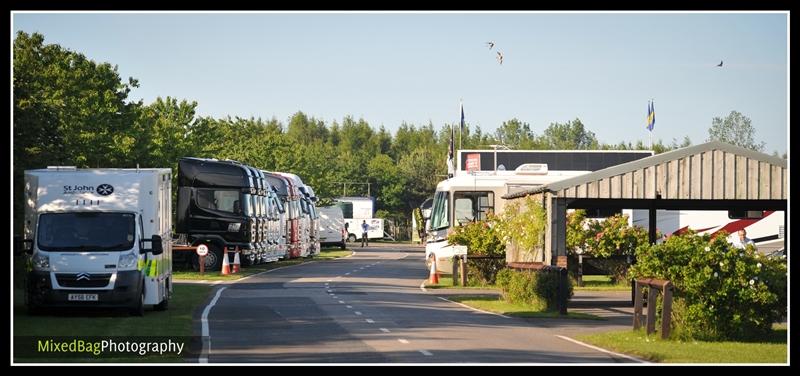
[515,163,548,175]
[47,166,77,171]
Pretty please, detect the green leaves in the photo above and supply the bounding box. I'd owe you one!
[631,232,786,341]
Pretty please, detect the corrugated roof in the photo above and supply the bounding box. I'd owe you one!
[502,141,787,199]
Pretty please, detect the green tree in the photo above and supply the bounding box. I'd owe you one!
[367,154,406,211]
[707,110,765,152]
[539,118,598,149]
[398,147,443,211]
[495,118,537,149]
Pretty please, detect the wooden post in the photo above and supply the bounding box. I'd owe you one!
[459,255,467,287]
[646,285,658,335]
[557,267,568,315]
[661,282,673,339]
[452,256,459,286]
[633,280,643,330]
[577,254,584,287]
[199,255,205,275]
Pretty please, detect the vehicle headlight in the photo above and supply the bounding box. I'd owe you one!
[118,252,138,269]
[228,222,242,232]
[33,253,50,271]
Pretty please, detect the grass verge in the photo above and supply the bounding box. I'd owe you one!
[576,325,788,363]
[447,295,602,320]
[573,275,631,291]
[172,248,353,281]
[424,276,498,290]
[13,284,213,363]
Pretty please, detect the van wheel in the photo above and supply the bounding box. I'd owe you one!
[347,234,357,243]
[154,296,169,311]
[130,287,144,316]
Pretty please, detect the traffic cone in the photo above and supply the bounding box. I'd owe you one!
[429,256,439,284]
[232,247,241,274]
[221,248,230,275]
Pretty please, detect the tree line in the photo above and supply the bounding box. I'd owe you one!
[13,31,773,234]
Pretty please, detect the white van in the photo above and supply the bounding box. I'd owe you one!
[318,206,346,250]
[21,167,172,315]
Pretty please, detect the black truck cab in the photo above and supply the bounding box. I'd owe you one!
[176,157,258,269]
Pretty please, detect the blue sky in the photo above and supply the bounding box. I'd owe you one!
[12,12,789,154]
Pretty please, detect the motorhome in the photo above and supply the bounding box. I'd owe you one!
[22,167,171,315]
[335,196,385,241]
[318,206,347,250]
[425,164,590,271]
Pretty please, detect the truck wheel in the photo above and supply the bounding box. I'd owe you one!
[130,287,144,317]
[347,234,357,243]
[192,246,223,271]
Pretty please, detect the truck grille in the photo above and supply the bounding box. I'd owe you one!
[55,273,112,288]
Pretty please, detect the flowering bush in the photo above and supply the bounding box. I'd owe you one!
[493,196,547,259]
[447,219,505,285]
[630,231,787,340]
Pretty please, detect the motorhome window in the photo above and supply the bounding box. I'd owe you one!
[429,191,450,230]
[453,191,495,225]
[37,212,136,251]
[301,199,310,215]
[585,208,622,218]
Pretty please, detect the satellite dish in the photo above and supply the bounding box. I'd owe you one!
[497,164,506,171]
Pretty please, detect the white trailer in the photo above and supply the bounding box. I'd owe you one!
[21,167,172,315]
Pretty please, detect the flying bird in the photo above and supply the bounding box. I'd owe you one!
[496,51,503,65]
[717,60,723,67]
[486,41,495,50]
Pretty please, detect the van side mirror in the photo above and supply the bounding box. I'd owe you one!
[151,235,164,255]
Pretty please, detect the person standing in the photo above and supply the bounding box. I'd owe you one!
[731,229,755,249]
[361,220,369,247]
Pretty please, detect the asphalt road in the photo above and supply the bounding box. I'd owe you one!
[201,243,638,364]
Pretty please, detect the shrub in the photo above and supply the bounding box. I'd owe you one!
[495,268,573,311]
[630,232,787,341]
[447,219,505,284]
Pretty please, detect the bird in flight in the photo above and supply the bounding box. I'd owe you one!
[717,60,723,67]
[496,51,503,65]
[486,41,495,50]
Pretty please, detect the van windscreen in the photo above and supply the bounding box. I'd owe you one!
[37,212,136,252]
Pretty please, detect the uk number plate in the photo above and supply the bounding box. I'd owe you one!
[68,294,98,301]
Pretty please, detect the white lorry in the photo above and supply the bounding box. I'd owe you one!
[20,167,172,315]
[335,197,385,241]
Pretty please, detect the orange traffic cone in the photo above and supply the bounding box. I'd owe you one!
[232,247,241,274]
[429,256,439,284]
[221,248,230,275]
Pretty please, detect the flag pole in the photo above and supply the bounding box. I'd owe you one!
[459,99,463,151]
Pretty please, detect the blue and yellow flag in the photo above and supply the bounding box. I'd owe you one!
[646,101,656,131]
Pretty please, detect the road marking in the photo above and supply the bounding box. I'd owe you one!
[379,328,390,333]
[332,296,338,299]
[436,296,510,319]
[339,301,345,304]
[199,286,228,363]
[346,305,353,309]
[326,279,332,282]
[419,350,433,356]
[554,335,649,363]
[345,272,350,275]
[354,311,362,315]
[365,319,374,323]
[327,290,333,293]
[419,280,427,292]
[324,283,329,285]
[398,339,410,344]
